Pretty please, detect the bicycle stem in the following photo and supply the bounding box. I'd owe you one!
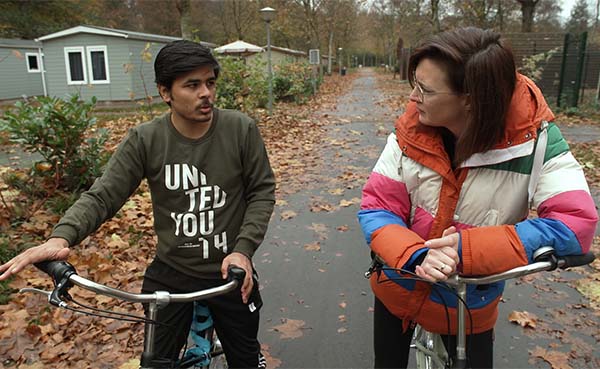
[455,282,467,368]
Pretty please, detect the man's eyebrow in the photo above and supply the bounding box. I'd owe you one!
[183,77,216,84]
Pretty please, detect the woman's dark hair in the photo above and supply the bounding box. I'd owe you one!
[154,40,220,90]
[408,27,516,165]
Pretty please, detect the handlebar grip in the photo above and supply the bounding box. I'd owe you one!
[227,266,246,283]
[34,260,76,283]
[558,252,595,269]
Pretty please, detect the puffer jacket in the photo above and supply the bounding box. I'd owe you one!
[358,74,598,334]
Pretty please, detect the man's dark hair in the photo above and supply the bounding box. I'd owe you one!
[154,40,220,90]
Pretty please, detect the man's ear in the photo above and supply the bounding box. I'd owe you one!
[158,84,171,104]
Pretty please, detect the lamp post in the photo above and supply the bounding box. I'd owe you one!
[338,47,343,75]
[260,6,276,115]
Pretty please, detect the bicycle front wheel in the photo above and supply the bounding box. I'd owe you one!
[413,325,449,369]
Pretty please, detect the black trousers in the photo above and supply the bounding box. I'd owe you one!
[141,258,263,369]
[374,297,494,369]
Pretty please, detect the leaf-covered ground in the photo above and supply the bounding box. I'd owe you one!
[1,71,599,368]
[0,73,357,369]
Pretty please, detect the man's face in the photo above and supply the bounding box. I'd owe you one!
[159,65,217,125]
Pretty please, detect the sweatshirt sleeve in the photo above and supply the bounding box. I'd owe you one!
[51,129,145,245]
[460,124,598,275]
[232,121,276,258]
[358,133,428,269]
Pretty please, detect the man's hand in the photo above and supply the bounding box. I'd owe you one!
[415,226,460,282]
[0,238,70,281]
[221,252,253,304]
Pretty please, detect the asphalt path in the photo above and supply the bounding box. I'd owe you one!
[257,69,600,369]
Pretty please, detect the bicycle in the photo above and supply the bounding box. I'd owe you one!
[21,260,246,369]
[365,246,596,369]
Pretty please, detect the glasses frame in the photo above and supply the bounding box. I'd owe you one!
[411,76,461,103]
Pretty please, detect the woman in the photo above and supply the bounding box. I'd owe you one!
[358,27,597,368]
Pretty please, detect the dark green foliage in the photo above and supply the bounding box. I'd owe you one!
[0,94,110,193]
[273,62,316,104]
[215,56,268,112]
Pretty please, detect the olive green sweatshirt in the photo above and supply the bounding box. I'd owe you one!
[51,109,275,278]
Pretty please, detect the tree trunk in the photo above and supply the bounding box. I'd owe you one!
[431,0,441,32]
[595,0,599,30]
[518,0,539,33]
[328,30,333,75]
[176,0,192,39]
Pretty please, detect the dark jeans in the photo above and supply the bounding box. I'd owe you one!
[374,297,494,369]
[141,258,263,369]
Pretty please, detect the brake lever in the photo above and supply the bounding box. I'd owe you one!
[20,287,69,308]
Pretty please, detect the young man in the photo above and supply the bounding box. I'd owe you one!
[0,40,275,368]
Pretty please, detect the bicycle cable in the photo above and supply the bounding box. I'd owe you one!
[373,265,476,367]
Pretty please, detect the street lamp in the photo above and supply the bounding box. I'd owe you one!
[338,47,343,75]
[260,7,276,115]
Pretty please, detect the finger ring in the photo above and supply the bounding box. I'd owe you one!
[438,264,447,272]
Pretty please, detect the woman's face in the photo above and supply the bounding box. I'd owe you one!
[409,58,469,137]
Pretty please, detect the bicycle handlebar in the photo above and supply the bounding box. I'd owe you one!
[446,252,596,286]
[27,260,246,308]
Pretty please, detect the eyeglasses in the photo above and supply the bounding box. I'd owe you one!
[411,77,460,103]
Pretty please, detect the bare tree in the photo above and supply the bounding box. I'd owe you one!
[594,0,600,32]
[431,0,441,32]
[216,0,260,42]
[516,0,540,32]
[175,0,192,39]
[296,0,324,49]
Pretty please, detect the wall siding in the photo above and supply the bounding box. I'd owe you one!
[0,46,44,100]
[42,34,165,101]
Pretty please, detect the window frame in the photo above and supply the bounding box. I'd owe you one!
[64,46,87,85]
[26,52,41,73]
[86,45,110,84]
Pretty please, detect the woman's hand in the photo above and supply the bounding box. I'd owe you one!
[415,227,460,282]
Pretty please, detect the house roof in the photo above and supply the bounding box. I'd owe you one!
[267,45,306,57]
[0,38,42,49]
[214,40,264,54]
[35,25,217,48]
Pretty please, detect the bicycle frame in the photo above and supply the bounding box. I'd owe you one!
[428,250,595,369]
[368,249,596,369]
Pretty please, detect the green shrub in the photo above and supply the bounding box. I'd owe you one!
[518,47,559,83]
[273,62,315,104]
[216,56,268,112]
[0,94,110,193]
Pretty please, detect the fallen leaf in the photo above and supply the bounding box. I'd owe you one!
[304,242,321,251]
[336,225,349,232]
[270,319,306,339]
[339,199,355,207]
[530,346,572,369]
[118,359,140,369]
[508,310,537,328]
[260,344,282,369]
[280,210,297,220]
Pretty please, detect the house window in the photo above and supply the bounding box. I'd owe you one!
[64,47,87,85]
[86,46,110,84]
[26,53,41,73]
